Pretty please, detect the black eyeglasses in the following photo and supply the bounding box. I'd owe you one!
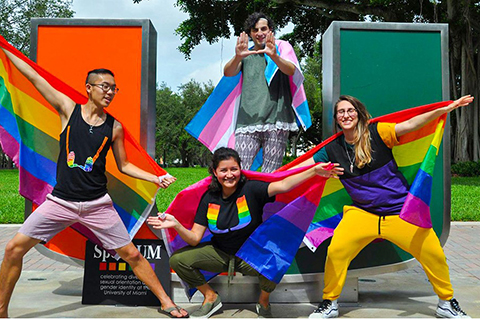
[89,83,119,94]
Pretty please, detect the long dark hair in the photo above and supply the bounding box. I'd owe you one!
[208,147,246,193]
[334,95,372,168]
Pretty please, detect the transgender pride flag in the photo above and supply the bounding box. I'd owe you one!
[0,35,166,256]
[185,40,311,153]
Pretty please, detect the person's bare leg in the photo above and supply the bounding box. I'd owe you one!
[115,242,188,317]
[0,233,41,318]
[196,283,218,305]
[258,290,270,309]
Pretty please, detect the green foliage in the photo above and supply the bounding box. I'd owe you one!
[451,176,480,221]
[298,41,323,151]
[0,168,210,223]
[155,167,208,211]
[451,161,480,177]
[156,81,213,167]
[0,169,24,223]
[1,169,480,222]
[130,0,450,59]
[0,0,74,56]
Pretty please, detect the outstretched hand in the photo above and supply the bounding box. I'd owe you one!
[255,32,277,58]
[157,174,176,189]
[447,95,474,112]
[314,162,344,179]
[235,31,277,58]
[146,213,178,229]
[236,32,256,58]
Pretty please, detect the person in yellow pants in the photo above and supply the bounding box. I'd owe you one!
[298,95,473,318]
[324,206,453,301]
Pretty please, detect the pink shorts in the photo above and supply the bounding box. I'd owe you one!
[18,193,131,250]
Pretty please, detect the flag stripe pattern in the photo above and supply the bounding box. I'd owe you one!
[185,40,311,152]
[0,35,166,254]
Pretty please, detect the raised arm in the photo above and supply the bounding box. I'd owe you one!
[147,214,207,247]
[0,47,75,124]
[224,32,257,77]
[267,162,343,197]
[395,95,474,138]
[111,120,176,188]
[258,32,295,76]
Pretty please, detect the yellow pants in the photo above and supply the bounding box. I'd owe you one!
[323,206,454,301]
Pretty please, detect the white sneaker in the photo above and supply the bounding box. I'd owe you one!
[436,298,471,318]
[309,299,339,318]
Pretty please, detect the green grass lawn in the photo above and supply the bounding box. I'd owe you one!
[451,176,480,221]
[1,169,479,223]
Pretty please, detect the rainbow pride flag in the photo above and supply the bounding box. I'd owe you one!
[185,40,311,153]
[0,35,166,253]
[163,101,451,295]
[282,101,451,250]
[162,165,329,295]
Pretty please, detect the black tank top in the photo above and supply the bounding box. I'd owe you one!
[52,104,114,201]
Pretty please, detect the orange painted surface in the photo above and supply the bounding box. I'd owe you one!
[44,227,87,260]
[36,25,143,140]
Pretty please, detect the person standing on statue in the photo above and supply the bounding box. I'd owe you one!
[187,12,311,173]
[223,12,306,172]
[0,47,188,318]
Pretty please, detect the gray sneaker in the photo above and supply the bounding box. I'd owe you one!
[190,294,223,318]
[256,303,273,318]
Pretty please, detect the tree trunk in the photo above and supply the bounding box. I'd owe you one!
[454,44,470,162]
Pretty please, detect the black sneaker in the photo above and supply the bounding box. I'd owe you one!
[436,298,471,318]
[308,299,339,318]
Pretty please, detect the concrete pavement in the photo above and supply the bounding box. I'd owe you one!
[1,222,479,318]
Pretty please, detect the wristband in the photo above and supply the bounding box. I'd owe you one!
[158,173,173,184]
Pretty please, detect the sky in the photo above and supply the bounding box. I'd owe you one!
[72,0,292,92]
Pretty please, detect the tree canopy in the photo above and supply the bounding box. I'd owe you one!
[0,0,74,168]
[133,0,479,162]
[156,81,214,167]
[0,0,74,56]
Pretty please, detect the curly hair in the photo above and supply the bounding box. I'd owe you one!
[243,12,275,34]
[208,147,246,193]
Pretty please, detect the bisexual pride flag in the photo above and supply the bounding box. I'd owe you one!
[0,35,166,257]
[164,100,450,297]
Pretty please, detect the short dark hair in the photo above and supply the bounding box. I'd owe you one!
[208,147,246,193]
[243,12,275,34]
[85,68,115,84]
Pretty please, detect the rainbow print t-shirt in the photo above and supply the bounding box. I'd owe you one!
[194,180,274,254]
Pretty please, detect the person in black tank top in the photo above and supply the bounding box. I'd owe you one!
[297,95,474,319]
[0,47,188,318]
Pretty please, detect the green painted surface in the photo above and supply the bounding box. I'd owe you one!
[287,28,446,275]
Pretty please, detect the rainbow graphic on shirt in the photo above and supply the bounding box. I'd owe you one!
[206,195,252,234]
[206,203,224,233]
[232,195,252,231]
